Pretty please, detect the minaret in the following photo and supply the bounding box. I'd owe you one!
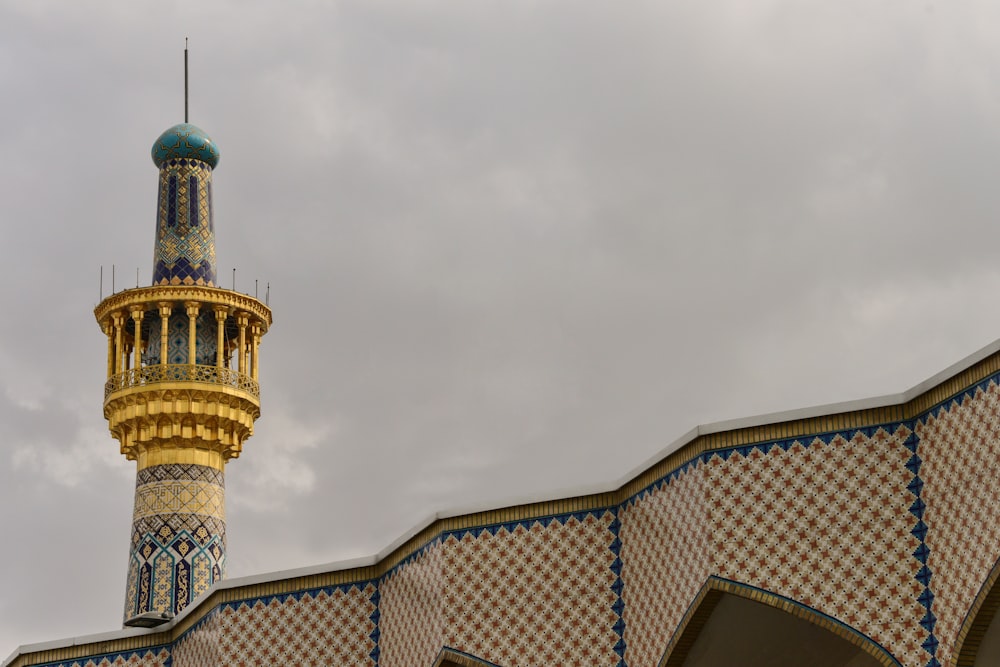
[94,121,272,624]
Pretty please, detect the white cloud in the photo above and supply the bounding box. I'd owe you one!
[230,409,331,513]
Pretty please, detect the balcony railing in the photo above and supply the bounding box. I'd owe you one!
[105,364,260,399]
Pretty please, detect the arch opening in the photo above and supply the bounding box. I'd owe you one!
[432,647,502,667]
[954,554,1000,666]
[660,580,897,667]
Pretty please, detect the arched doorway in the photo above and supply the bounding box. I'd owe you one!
[433,647,502,667]
[660,579,897,667]
[953,556,1000,666]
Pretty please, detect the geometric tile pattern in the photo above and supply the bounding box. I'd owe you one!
[153,159,216,287]
[171,610,221,667]
[620,461,712,667]
[904,428,939,667]
[705,427,929,667]
[39,371,1000,666]
[31,648,171,667]
[380,543,445,667]
[132,478,225,521]
[143,310,218,366]
[439,512,622,667]
[379,511,623,667]
[152,123,220,169]
[172,584,378,667]
[125,464,226,621]
[918,380,1000,666]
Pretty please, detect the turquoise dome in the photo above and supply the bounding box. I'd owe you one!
[151,123,220,168]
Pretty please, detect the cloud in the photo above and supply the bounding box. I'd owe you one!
[7,0,1000,660]
[229,408,331,513]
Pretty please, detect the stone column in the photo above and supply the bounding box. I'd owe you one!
[104,322,115,379]
[130,307,145,372]
[236,313,249,375]
[112,311,126,375]
[250,322,262,381]
[185,302,201,366]
[214,306,228,369]
[158,303,172,366]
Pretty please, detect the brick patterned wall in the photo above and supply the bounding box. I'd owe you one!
[919,381,1000,665]
[620,462,712,667]
[705,429,929,666]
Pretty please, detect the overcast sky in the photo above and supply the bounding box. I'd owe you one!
[4,0,1000,659]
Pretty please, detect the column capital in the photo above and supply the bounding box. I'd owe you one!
[184,301,201,317]
[157,302,174,317]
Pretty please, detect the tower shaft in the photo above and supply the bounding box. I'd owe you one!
[96,122,271,623]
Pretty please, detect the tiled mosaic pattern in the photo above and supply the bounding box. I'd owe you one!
[153,159,216,287]
[172,609,220,667]
[705,428,929,667]
[620,462,711,667]
[152,123,220,168]
[379,513,623,667]
[172,585,377,667]
[33,649,170,667]
[919,381,1000,665]
[439,512,622,667]
[125,464,225,621]
[380,544,445,667]
[37,376,1000,665]
[142,310,218,366]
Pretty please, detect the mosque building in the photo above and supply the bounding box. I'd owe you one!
[5,113,1000,667]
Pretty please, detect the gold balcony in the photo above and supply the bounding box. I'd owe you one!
[104,364,260,401]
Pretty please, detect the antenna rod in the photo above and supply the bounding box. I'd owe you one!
[184,38,189,123]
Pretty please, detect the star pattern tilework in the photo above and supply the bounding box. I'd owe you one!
[704,428,929,667]
[620,462,712,667]
[36,386,1000,666]
[380,543,446,667]
[918,381,1000,666]
[437,512,622,667]
[171,608,220,667]
[33,649,171,667]
[172,585,377,666]
[143,311,218,366]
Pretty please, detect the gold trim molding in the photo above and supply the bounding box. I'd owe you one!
[95,285,271,330]
[104,386,260,465]
[105,364,259,400]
